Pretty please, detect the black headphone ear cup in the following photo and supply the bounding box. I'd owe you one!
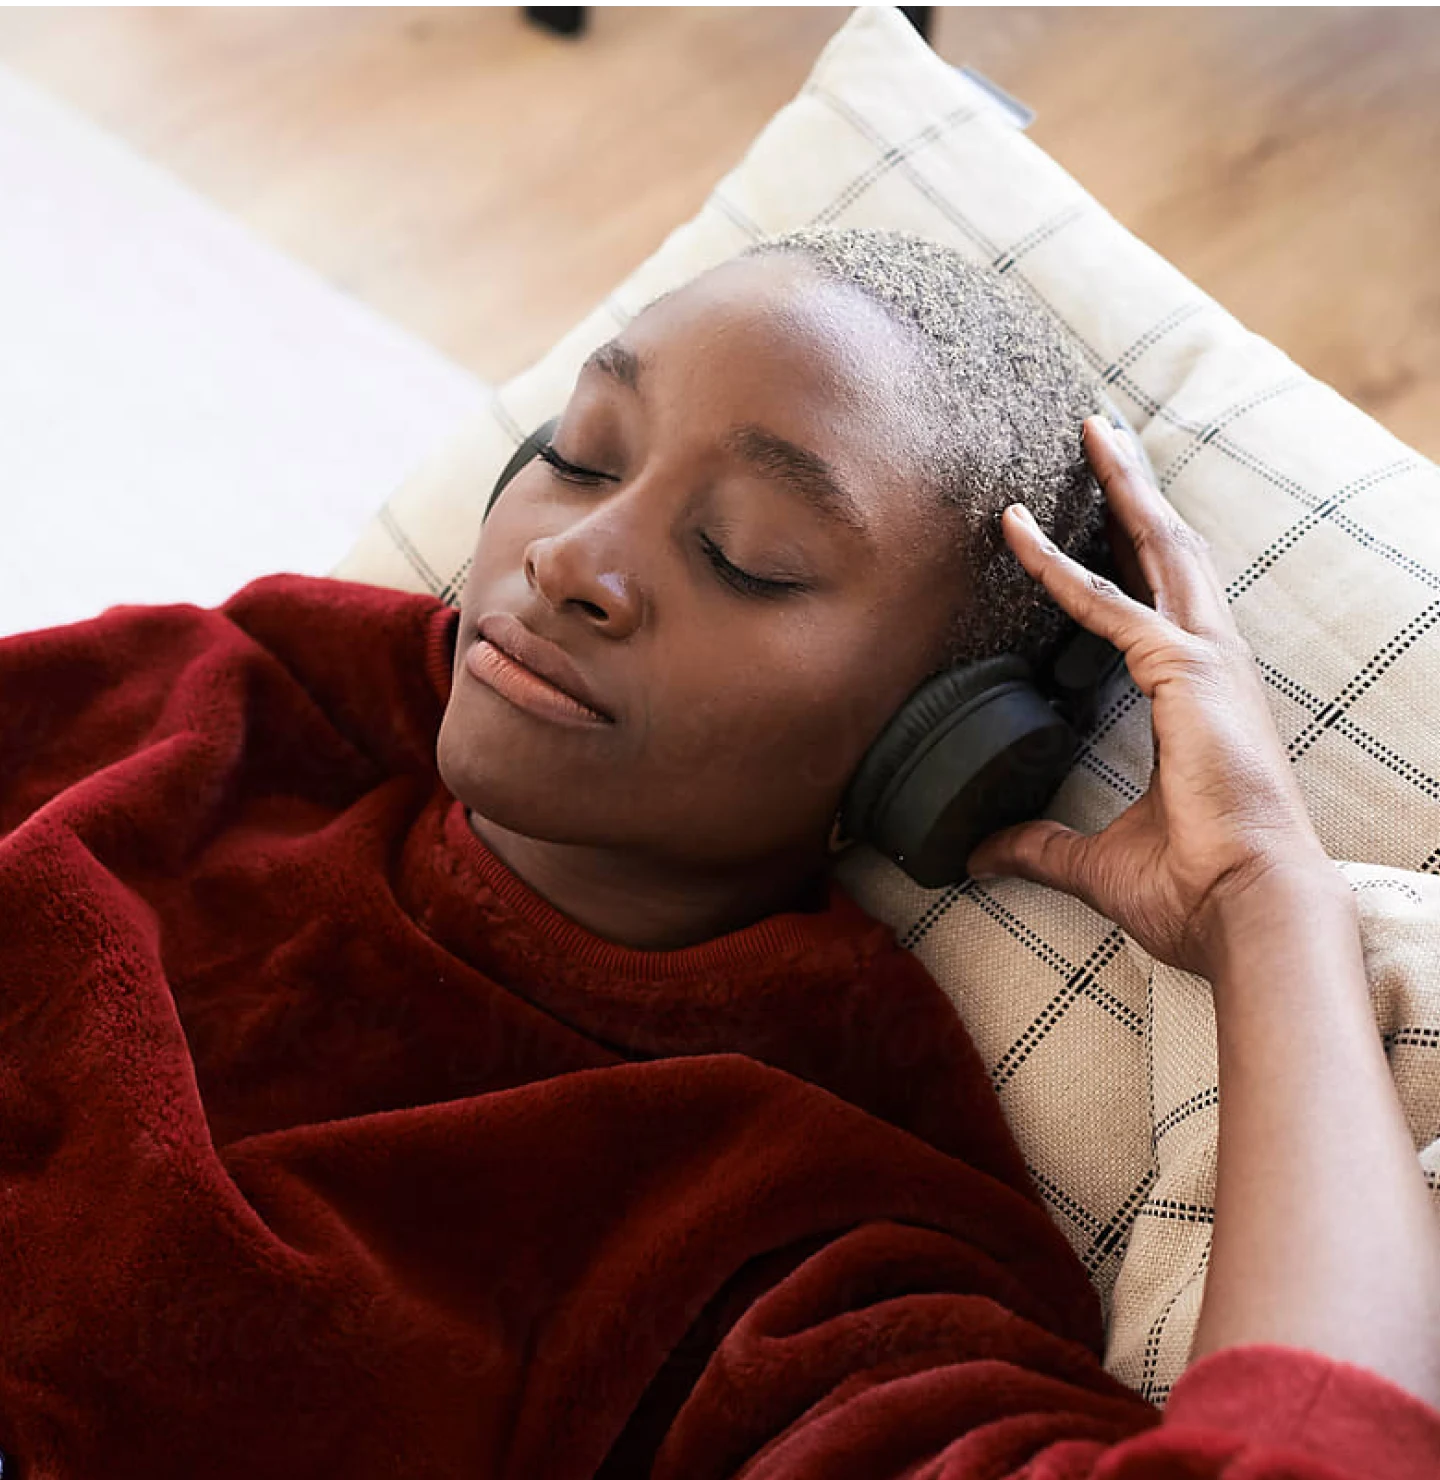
[842,655,1029,836]
[839,654,1079,888]
[483,415,562,525]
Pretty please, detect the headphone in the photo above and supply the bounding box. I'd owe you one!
[482,410,1145,889]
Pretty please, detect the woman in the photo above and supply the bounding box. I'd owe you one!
[0,229,1435,1479]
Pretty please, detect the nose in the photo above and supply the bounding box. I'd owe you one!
[524,528,643,639]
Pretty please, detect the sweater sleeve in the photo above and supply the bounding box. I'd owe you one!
[0,591,230,840]
[650,1263,1440,1480]
[1138,1344,1440,1478]
[0,573,449,842]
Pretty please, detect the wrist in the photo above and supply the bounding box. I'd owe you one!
[1195,854,1356,986]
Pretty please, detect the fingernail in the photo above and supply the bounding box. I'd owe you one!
[1008,503,1038,531]
[1093,416,1130,467]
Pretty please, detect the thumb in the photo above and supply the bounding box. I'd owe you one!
[965,819,1098,904]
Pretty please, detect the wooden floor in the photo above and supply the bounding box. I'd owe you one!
[2,6,1437,461]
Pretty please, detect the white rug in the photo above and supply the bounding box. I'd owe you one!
[0,63,489,639]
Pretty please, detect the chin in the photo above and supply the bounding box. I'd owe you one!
[436,727,596,847]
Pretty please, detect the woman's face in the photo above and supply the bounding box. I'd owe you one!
[438,253,965,870]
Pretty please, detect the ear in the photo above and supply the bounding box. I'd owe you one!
[826,813,855,856]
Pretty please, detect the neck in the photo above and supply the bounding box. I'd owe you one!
[467,810,831,951]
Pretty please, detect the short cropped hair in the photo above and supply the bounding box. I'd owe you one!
[740,227,1108,679]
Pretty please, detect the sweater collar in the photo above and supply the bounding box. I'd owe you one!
[435,793,882,983]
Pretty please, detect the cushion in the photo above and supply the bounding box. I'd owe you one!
[330,3,1440,1404]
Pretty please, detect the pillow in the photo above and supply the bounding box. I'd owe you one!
[332,4,1440,1403]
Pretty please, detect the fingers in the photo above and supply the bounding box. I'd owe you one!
[1001,500,1163,659]
[1102,500,1155,613]
[1081,417,1234,641]
[966,818,1103,918]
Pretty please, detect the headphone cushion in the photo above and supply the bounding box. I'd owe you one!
[842,654,1033,838]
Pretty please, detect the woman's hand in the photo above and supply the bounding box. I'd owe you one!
[964,416,1335,980]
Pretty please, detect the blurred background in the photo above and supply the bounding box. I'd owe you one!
[4,5,1437,445]
[1,6,1437,632]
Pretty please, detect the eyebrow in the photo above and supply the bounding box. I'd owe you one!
[584,339,644,392]
[580,338,872,542]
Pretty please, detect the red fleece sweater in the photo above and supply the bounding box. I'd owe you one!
[0,572,1435,1480]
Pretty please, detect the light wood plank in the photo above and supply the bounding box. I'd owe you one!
[1,5,1436,459]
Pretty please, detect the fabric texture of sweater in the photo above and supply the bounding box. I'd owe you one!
[0,572,1435,1479]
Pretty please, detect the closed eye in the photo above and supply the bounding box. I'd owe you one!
[535,441,808,600]
[536,441,614,485]
[697,534,806,600]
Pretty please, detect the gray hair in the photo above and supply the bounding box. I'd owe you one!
[739,226,1108,678]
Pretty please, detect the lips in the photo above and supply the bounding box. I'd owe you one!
[476,613,614,721]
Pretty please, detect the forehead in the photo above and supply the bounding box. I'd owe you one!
[619,254,930,507]
[630,255,912,403]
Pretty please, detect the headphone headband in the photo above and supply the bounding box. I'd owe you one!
[484,416,562,524]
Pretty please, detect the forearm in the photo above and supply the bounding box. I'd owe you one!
[1189,863,1440,1405]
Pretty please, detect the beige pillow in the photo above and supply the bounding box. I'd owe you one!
[332,4,1440,1404]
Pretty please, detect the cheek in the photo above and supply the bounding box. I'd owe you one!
[466,527,510,599]
[635,630,886,799]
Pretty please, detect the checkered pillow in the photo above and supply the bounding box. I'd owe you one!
[332,4,1440,1404]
